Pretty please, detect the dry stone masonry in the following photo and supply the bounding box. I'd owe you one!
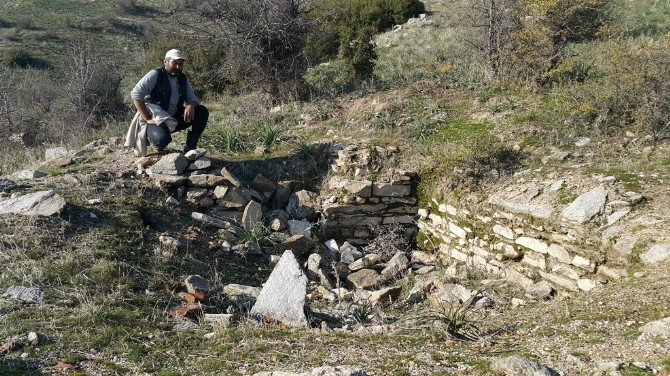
[321,145,419,245]
[419,178,648,293]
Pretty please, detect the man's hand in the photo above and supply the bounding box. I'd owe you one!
[133,99,156,125]
[184,104,196,123]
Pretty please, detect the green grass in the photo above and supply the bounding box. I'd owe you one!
[662,357,670,372]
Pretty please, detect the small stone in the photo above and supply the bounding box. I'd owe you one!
[640,243,670,265]
[0,190,66,217]
[288,219,311,237]
[270,218,287,231]
[223,284,262,298]
[45,147,69,161]
[525,281,554,300]
[150,153,188,175]
[367,286,402,307]
[577,279,598,292]
[49,156,73,167]
[159,235,182,248]
[340,242,362,264]
[166,196,180,205]
[349,254,382,271]
[184,275,211,295]
[203,332,216,339]
[204,313,234,328]
[27,332,38,344]
[639,317,670,338]
[491,355,559,376]
[220,167,243,187]
[347,269,385,290]
[287,190,320,221]
[13,170,48,180]
[380,252,409,279]
[324,239,339,253]
[184,148,207,161]
[188,157,212,171]
[574,137,591,147]
[276,234,314,258]
[561,186,607,223]
[242,201,263,231]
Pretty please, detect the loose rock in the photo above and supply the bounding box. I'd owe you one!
[250,250,309,328]
[2,286,43,304]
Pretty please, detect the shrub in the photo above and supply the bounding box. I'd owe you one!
[552,36,670,141]
[340,26,378,80]
[468,0,611,82]
[305,0,425,80]
[449,133,523,189]
[3,48,38,68]
[198,0,311,103]
[304,59,357,98]
[66,43,126,128]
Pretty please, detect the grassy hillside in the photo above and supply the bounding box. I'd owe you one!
[0,0,169,66]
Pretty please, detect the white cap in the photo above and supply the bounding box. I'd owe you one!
[164,49,186,61]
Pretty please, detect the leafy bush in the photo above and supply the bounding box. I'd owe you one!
[305,0,425,82]
[340,26,378,80]
[469,0,611,82]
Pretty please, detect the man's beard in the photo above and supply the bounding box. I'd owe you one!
[167,68,181,76]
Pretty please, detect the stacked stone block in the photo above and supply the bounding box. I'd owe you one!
[322,173,419,244]
[418,201,625,293]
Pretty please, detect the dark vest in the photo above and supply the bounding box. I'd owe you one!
[149,67,188,112]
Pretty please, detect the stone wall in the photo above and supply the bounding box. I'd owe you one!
[418,183,636,293]
[320,145,419,245]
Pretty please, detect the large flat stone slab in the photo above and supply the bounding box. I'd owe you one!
[640,243,670,265]
[639,317,670,338]
[3,286,43,304]
[491,355,559,376]
[0,190,65,216]
[561,186,607,223]
[150,153,188,175]
[253,366,367,376]
[487,183,553,219]
[250,250,308,328]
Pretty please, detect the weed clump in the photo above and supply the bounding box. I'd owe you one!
[363,224,413,261]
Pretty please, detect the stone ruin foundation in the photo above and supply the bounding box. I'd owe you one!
[320,145,419,245]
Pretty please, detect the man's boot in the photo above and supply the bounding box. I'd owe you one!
[184,131,199,152]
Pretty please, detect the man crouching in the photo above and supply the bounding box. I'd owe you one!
[130,49,208,152]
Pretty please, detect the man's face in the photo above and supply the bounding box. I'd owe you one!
[164,58,185,75]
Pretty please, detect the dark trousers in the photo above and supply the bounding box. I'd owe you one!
[147,105,209,151]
